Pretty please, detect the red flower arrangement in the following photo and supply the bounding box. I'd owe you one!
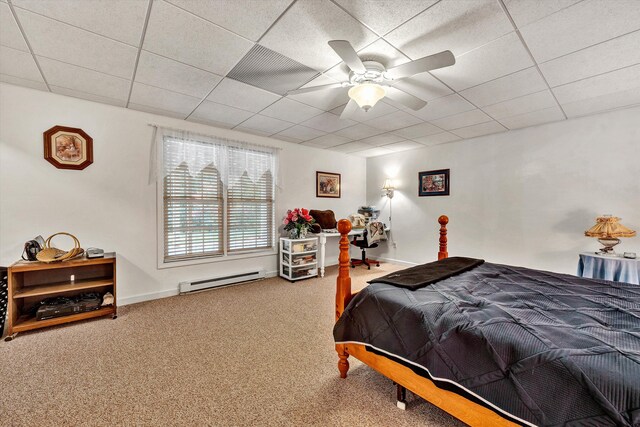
[283,208,316,238]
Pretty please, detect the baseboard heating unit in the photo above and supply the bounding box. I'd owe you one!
[179,270,266,294]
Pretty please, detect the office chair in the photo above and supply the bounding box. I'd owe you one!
[351,229,380,269]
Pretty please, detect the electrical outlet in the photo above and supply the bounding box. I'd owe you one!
[392,242,397,249]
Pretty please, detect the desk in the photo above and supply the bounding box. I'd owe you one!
[577,252,639,285]
[316,228,389,277]
[317,229,364,278]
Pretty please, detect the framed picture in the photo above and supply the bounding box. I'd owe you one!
[316,171,341,198]
[418,169,450,196]
[43,125,93,170]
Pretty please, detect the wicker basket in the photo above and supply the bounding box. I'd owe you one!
[36,232,84,263]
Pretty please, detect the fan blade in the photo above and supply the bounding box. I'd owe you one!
[386,50,455,80]
[328,40,366,74]
[384,86,427,110]
[287,82,344,95]
[340,99,359,120]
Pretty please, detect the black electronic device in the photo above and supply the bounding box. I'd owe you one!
[36,293,102,321]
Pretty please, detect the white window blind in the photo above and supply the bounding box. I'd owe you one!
[160,133,276,263]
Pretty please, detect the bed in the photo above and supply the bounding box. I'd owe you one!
[333,216,640,426]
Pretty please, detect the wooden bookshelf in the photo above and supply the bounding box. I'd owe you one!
[6,254,116,340]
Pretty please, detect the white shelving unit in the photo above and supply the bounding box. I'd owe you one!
[279,237,318,282]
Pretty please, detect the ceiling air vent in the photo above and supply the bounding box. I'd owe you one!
[227,44,320,96]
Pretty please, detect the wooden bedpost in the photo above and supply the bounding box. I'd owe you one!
[438,215,449,260]
[336,218,352,378]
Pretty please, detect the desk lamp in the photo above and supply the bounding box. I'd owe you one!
[585,215,636,255]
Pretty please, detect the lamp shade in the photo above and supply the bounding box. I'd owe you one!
[348,83,386,111]
[382,178,394,190]
[585,216,636,238]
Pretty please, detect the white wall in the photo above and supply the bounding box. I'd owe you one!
[0,84,366,304]
[366,106,640,274]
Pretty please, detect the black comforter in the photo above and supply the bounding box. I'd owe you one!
[334,262,640,426]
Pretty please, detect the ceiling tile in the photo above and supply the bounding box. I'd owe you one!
[11,0,148,46]
[382,140,424,152]
[38,57,129,101]
[15,8,137,78]
[561,87,640,118]
[390,72,453,103]
[460,67,547,107]
[207,78,281,113]
[259,0,378,71]
[503,0,582,28]
[406,94,475,121]
[414,131,461,146]
[143,0,253,75]
[189,100,254,128]
[392,122,441,139]
[481,90,557,119]
[498,106,565,130]
[236,114,293,135]
[272,134,302,143]
[450,120,506,139]
[302,134,351,148]
[0,45,42,82]
[165,0,292,41]
[432,32,533,91]
[552,64,640,105]
[129,82,201,116]
[234,127,272,137]
[274,125,326,142]
[519,0,640,63]
[329,141,372,153]
[334,0,436,35]
[0,3,28,51]
[358,133,405,146]
[289,75,351,110]
[431,109,493,130]
[334,123,384,140]
[301,112,356,133]
[539,30,640,88]
[51,85,126,107]
[129,102,187,119]
[365,110,423,131]
[354,146,393,157]
[0,73,48,90]
[260,97,323,123]
[385,0,512,59]
[135,51,222,98]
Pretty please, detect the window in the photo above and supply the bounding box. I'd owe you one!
[160,133,276,264]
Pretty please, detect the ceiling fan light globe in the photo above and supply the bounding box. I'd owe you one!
[348,83,386,111]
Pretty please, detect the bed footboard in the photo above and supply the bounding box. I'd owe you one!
[335,216,449,378]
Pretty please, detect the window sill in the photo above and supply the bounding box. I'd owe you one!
[157,249,278,270]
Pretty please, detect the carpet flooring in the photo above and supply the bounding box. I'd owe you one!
[1,264,463,426]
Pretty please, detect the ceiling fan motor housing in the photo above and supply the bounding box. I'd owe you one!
[349,61,387,85]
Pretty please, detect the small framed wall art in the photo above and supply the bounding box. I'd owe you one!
[43,125,93,170]
[418,168,450,196]
[316,171,341,198]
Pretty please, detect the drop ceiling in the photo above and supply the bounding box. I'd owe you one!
[1,0,639,157]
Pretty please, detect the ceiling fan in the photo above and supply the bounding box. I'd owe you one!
[286,40,456,119]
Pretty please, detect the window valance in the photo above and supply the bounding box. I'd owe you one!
[150,125,279,189]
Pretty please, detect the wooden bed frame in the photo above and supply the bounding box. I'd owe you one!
[335,215,518,427]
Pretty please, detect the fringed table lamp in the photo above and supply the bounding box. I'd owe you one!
[585,216,636,255]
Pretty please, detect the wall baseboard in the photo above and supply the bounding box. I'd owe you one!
[118,270,278,306]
